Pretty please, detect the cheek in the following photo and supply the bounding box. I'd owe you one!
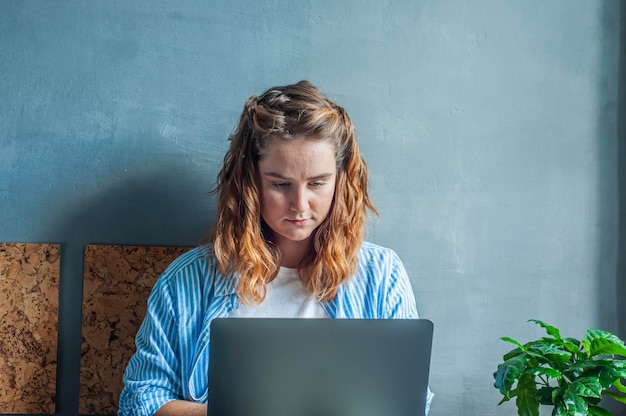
[319,186,336,211]
[258,187,269,216]
[260,188,282,214]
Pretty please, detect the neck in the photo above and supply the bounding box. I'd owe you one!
[278,238,313,268]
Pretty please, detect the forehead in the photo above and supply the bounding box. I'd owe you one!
[258,137,337,175]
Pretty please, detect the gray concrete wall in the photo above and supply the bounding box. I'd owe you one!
[0,1,622,414]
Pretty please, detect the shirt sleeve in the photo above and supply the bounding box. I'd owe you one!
[383,250,434,415]
[118,276,182,416]
[383,250,419,319]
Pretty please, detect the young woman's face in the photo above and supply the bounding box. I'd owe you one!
[257,137,337,260]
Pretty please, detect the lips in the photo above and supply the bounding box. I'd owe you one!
[287,219,308,226]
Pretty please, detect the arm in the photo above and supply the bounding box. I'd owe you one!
[155,401,207,416]
[118,246,220,416]
[118,276,184,416]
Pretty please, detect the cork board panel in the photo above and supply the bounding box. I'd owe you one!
[0,243,60,415]
[80,244,191,415]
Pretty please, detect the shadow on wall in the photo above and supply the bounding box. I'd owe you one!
[52,167,216,246]
[46,165,216,414]
[595,4,625,415]
[617,0,626,343]
[616,12,626,416]
[598,2,626,416]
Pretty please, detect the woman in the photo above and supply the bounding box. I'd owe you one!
[118,80,432,415]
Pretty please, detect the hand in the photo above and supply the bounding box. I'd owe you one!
[155,400,207,416]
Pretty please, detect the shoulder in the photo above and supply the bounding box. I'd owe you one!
[149,244,233,301]
[358,240,400,258]
[162,244,215,272]
[356,241,404,277]
[330,241,417,319]
[361,241,418,318]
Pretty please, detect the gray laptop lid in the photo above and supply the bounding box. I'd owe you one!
[208,318,433,416]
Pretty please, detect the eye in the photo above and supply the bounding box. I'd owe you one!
[272,182,290,189]
[310,181,326,187]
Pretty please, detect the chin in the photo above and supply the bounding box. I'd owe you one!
[280,231,315,243]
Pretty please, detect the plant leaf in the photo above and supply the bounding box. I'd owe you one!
[584,329,626,357]
[602,390,626,404]
[529,319,562,339]
[563,389,588,415]
[560,338,584,359]
[552,385,567,404]
[565,337,582,348]
[590,340,626,357]
[588,406,614,416]
[596,366,623,389]
[504,347,525,361]
[553,400,573,416]
[501,336,525,350]
[564,358,615,382]
[515,373,539,416]
[498,396,511,405]
[582,339,592,358]
[528,341,573,365]
[536,386,556,405]
[567,377,602,399]
[529,366,562,379]
[494,354,530,396]
[613,378,626,393]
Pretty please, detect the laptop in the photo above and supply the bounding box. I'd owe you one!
[208,318,433,416]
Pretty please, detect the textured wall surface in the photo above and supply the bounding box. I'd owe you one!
[80,245,191,414]
[0,1,622,415]
[0,243,60,414]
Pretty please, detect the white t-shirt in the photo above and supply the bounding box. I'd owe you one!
[229,267,329,318]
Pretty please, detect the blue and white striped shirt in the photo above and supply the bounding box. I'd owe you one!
[118,241,433,415]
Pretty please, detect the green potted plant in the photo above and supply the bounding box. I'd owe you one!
[494,320,626,415]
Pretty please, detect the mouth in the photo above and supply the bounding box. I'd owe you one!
[287,219,309,226]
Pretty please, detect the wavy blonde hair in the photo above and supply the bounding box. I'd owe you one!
[205,80,377,304]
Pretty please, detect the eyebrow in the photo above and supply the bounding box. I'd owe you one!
[262,172,334,181]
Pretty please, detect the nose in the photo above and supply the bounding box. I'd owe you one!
[290,186,308,213]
